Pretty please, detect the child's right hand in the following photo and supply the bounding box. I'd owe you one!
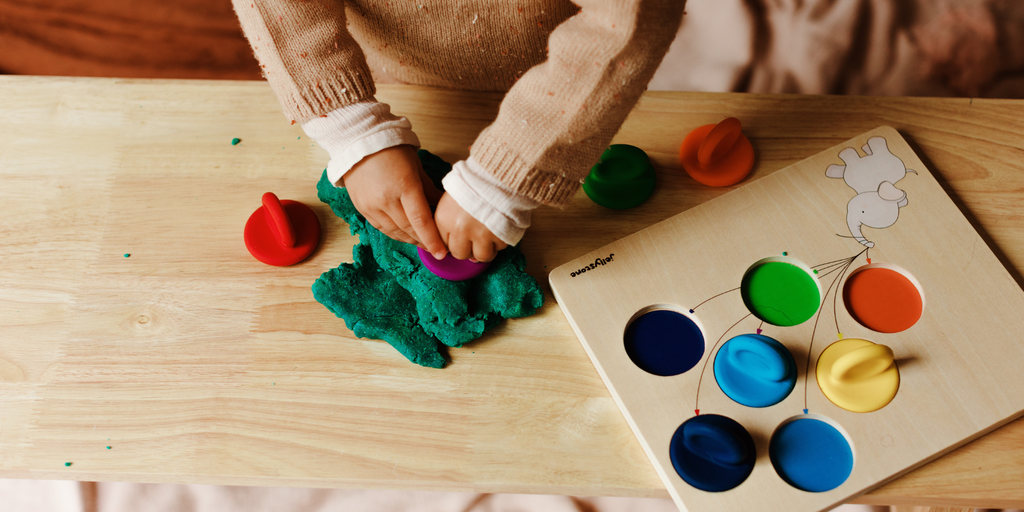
[342,145,448,260]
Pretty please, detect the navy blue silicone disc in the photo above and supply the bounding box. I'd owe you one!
[769,417,854,492]
[670,414,756,492]
[714,334,797,407]
[624,310,704,376]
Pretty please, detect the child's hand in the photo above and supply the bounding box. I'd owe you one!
[434,192,508,262]
[343,145,448,259]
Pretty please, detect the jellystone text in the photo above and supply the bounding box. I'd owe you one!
[571,254,615,277]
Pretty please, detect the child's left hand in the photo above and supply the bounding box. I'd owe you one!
[434,192,508,262]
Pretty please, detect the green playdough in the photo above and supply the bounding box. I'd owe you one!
[312,150,544,368]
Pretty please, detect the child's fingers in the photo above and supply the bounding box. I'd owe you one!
[448,233,474,261]
[471,239,497,263]
[387,208,420,247]
[370,210,418,246]
[418,167,443,206]
[436,218,452,254]
[402,192,448,260]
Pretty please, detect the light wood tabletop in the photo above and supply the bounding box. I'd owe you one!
[1,76,1022,508]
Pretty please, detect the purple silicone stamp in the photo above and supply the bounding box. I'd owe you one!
[418,247,491,281]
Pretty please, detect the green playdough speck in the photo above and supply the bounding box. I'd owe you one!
[106,446,111,449]
[124,253,130,258]
[231,138,241,145]
[312,150,544,368]
[65,462,72,467]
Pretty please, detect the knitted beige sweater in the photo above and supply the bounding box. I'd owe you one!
[233,0,685,206]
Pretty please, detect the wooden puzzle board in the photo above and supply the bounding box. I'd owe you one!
[549,127,1024,512]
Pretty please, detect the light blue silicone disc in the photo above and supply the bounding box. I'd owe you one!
[714,334,796,407]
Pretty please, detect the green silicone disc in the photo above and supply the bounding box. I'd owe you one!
[583,144,656,210]
[741,259,820,327]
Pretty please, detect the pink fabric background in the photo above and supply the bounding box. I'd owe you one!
[0,479,896,512]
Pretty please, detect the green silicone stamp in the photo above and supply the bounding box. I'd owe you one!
[583,144,657,209]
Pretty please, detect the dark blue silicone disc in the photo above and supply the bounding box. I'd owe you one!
[670,414,756,492]
[624,309,704,376]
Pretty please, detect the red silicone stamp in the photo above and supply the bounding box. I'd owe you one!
[245,192,322,266]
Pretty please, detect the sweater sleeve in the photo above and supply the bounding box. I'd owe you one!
[301,99,421,187]
[231,0,375,123]
[470,0,686,206]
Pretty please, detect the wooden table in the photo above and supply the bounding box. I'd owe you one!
[1,76,1022,508]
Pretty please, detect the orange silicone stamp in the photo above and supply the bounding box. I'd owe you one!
[679,117,754,187]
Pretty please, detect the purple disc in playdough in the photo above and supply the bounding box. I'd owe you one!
[418,247,491,281]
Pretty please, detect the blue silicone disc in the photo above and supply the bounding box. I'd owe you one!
[624,309,704,377]
[714,334,797,407]
[670,414,756,492]
[769,417,854,492]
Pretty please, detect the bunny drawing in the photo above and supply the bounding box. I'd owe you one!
[825,137,916,248]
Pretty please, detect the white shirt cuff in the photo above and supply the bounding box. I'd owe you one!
[301,99,420,186]
[441,157,540,246]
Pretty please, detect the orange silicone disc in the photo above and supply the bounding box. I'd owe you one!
[843,266,923,334]
[680,118,754,187]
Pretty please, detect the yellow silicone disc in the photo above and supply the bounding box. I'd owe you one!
[815,339,899,413]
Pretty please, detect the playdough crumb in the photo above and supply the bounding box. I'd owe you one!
[123,253,130,258]
[64,462,72,467]
[231,138,241,145]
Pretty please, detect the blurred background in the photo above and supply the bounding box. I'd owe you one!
[1,0,1022,97]
[1,0,1023,510]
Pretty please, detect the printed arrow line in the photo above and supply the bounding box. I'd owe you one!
[694,313,752,416]
[833,248,868,335]
[813,255,858,269]
[802,250,863,413]
[814,256,857,280]
[689,287,741,313]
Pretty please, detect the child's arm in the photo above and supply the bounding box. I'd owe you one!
[301,103,447,258]
[232,0,685,262]
[437,0,686,261]
[435,158,540,262]
[231,0,372,124]
[231,0,448,258]
[343,144,445,253]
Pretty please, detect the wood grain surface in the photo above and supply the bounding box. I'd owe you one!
[1,76,1023,508]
